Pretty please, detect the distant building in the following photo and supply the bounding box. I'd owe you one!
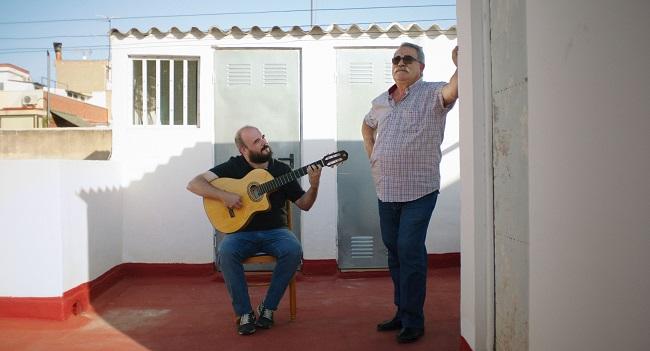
[0,53,109,129]
[0,64,46,128]
[0,63,34,91]
[53,42,108,94]
[53,42,111,121]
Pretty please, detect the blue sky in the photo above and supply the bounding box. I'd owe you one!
[0,0,456,83]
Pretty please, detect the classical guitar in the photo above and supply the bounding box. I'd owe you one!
[203,150,348,233]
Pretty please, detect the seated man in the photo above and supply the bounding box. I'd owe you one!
[187,125,321,335]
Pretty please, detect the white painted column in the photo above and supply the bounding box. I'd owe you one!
[458,0,495,350]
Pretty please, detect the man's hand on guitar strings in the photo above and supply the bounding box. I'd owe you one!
[222,191,243,209]
[307,164,322,189]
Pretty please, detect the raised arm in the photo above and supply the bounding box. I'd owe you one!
[441,46,459,107]
[186,171,243,209]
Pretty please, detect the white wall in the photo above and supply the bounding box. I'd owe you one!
[0,90,43,108]
[527,1,650,350]
[0,80,36,91]
[109,39,218,263]
[299,42,338,260]
[458,1,650,350]
[60,161,123,287]
[0,68,30,84]
[0,161,63,296]
[422,38,462,253]
[85,91,107,108]
[0,161,122,296]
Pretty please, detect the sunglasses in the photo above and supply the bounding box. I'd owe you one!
[392,55,419,65]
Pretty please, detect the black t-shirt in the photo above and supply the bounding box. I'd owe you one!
[209,156,305,232]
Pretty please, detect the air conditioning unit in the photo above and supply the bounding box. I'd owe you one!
[21,93,40,106]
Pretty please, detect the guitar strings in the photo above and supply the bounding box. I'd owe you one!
[259,161,323,195]
[257,152,347,195]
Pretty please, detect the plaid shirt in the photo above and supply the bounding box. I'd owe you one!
[364,79,455,202]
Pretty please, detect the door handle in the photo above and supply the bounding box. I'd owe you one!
[278,153,294,168]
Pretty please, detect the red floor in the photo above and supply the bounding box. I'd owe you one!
[0,267,460,351]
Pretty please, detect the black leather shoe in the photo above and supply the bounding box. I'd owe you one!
[377,316,402,331]
[397,327,424,343]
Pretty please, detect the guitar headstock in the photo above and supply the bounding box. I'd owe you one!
[321,150,349,167]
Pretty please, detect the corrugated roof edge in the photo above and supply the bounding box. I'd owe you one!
[110,23,457,39]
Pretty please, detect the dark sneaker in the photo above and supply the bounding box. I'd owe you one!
[255,304,274,329]
[237,312,256,335]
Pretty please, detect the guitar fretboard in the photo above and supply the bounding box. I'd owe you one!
[258,160,324,195]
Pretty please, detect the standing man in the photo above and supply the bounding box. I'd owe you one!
[187,125,321,336]
[361,43,458,344]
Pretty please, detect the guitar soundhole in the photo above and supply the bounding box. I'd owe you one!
[248,183,263,202]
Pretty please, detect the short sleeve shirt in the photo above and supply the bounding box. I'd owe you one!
[363,79,455,202]
[209,156,305,232]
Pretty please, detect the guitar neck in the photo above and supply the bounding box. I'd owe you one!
[259,160,324,195]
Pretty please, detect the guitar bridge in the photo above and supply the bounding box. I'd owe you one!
[228,208,235,218]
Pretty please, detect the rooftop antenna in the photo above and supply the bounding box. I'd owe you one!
[97,15,112,62]
[82,49,93,60]
[98,15,112,89]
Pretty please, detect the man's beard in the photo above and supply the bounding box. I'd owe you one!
[249,145,273,163]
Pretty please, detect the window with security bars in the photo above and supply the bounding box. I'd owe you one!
[132,57,199,126]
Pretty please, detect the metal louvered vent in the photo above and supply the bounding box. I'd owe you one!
[349,62,373,84]
[384,62,393,84]
[263,63,288,86]
[227,63,252,86]
[350,235,374,259]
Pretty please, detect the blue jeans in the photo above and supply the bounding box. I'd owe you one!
[378,191,438,329]
[217,228,302,315]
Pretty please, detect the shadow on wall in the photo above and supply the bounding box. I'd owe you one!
[85,151,111,160]
[72,142,250,349]
[78,141,215,280]
[76,141,217,349]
